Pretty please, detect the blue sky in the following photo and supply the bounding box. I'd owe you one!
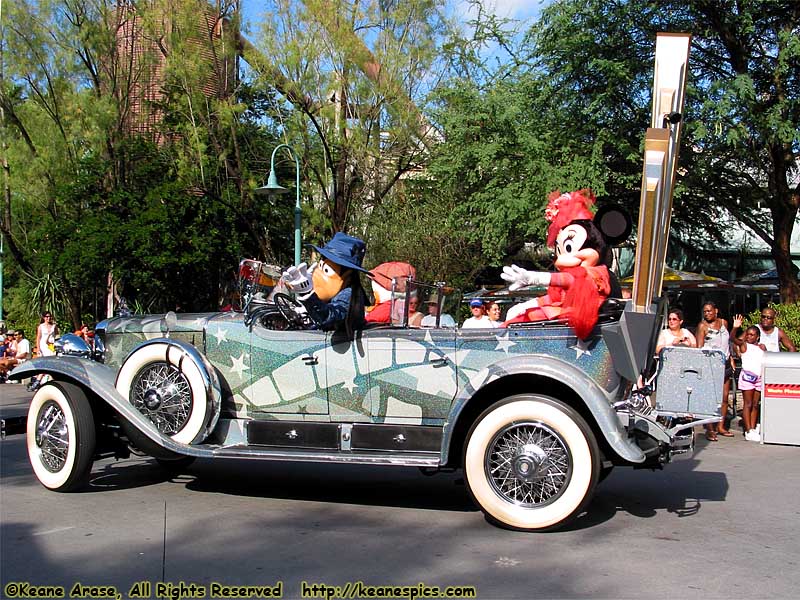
[239,1,546,32]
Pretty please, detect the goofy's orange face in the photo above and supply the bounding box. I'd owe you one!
[312,259,347,301]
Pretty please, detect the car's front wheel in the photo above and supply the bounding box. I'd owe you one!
[464,394,599,531]
[115,342,214,445]
[26,382,96,492]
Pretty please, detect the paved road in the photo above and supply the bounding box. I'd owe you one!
[2,385,799,599]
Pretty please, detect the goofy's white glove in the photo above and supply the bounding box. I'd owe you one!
[281,262,314,300]
[501,265,551,291]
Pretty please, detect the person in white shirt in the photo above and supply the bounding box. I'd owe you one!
[421,295,456,328]
[756,307,796,352]
[655,308,696,353]
[462,299,498,328]
[0,330,31,379]
[732,315,767,441]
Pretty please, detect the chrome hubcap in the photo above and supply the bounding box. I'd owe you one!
[131,363,191,435]
[512,443,549,482]
[36,401,69,472]
[485,421,572,507]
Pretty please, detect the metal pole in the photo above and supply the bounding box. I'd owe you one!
[267,144,302,266]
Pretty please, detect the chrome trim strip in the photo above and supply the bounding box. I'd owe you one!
[208,446,440,466]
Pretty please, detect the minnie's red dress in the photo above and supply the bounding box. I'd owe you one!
[504,265,610,339]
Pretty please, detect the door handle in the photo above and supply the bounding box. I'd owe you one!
[302,355,319,365]
[430,356,449,367]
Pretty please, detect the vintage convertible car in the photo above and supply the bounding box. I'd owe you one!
[9,268,723,532]
[9,31,711,532]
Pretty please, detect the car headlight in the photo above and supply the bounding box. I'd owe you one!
[54,333,92,359]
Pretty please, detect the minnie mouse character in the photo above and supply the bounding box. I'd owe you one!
[502,189,612,339]
[281,232,368,337]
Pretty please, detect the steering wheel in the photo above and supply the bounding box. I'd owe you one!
[272,293,317,329]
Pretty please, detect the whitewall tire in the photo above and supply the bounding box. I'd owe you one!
[115,342,212,445]
[464,394,599,531]
[27,382,96,492]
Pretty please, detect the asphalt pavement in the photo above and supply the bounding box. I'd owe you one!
[2,384,800,599]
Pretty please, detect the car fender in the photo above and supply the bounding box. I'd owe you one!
[9,353,215,457]
[444,354,646,464]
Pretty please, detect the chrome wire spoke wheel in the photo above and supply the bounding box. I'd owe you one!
[485,421,572,507]
[26,382,96,492]
[464,395,599,531]
[35,401,69,473]
[116,342,217,445]
[131,362,192,435]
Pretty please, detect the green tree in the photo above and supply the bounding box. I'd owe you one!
[248,0,452,240]
[0,0,290,325]
[529,0,800,301]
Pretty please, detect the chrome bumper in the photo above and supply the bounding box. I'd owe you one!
[669,428,695,461]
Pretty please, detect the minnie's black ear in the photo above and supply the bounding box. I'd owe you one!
[594,204,632,246]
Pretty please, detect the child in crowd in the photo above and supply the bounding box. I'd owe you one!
[731,314,766,442]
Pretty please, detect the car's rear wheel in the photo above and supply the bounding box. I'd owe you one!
[464,394,599,531]
[27,382,96,492]
[116,342,213,445]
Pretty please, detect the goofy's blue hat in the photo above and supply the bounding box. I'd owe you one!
[309,232,369,273]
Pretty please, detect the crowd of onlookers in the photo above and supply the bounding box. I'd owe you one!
[0,312,94,390]
[655,301,796,442]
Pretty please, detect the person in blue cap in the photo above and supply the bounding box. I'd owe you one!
[281,232,368,336]
[462,299,497,328]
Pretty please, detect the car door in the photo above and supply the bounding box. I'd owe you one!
[244,324,329,416]
[361,326,458,425]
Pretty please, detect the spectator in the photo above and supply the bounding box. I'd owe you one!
[731,315,766,442]
[696,301,734,440]
[74,323,90,339]
[407,295,424,327]
[3,333,15,357]
[0,330,31,381]
[421,294,456,328]
[655,308,696,353]
[30,312,58,392]
[462,299,496,328]
[756,307,796,352]
[486,301,503,325]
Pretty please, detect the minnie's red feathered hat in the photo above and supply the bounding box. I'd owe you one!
[545,189,596,247]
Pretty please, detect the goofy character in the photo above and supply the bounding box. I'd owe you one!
[281,232,368,337]
[502,189,612,340]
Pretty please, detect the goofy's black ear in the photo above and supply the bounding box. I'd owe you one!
[594,204,632,246]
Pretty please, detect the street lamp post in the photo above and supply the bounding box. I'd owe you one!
[256,144,301,266]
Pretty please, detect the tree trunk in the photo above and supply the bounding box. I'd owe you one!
[772,193,800,303]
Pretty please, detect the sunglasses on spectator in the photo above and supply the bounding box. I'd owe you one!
[761,314,774,319]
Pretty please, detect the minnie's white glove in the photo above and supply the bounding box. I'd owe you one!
[281,262,314,299]
[501,265,551,291]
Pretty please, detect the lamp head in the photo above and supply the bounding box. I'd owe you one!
[255,169,289,195]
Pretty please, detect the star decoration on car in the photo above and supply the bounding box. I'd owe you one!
[570,339,592,359]
[229,352,250,378]
[342,376,358,394]
[210,326,228,346]
[495,333,516,354]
